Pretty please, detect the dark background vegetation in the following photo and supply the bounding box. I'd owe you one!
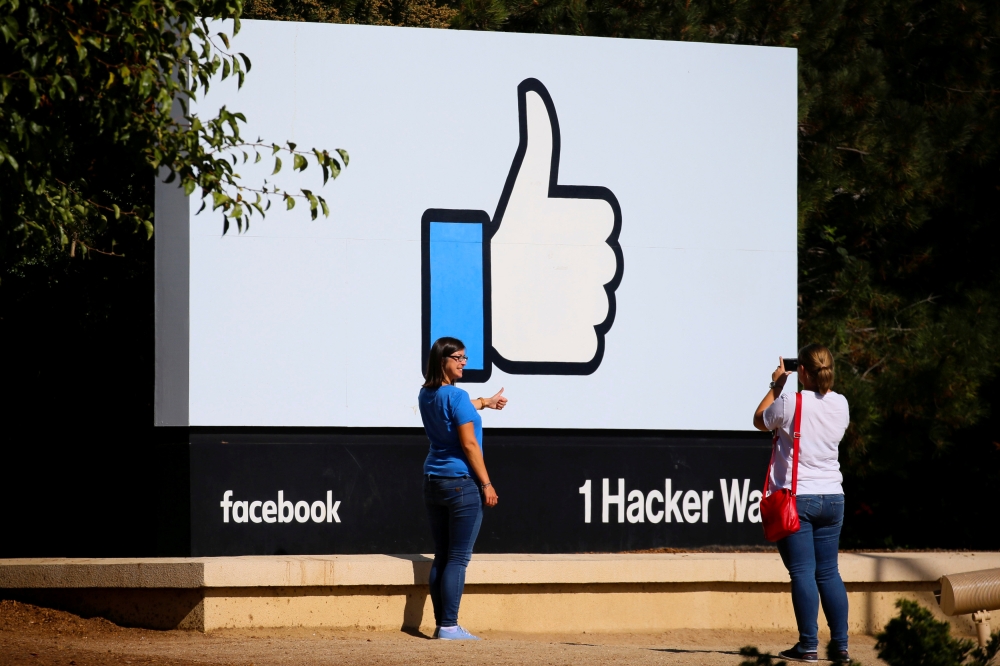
[2,0,997,555]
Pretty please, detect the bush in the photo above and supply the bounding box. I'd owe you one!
[876,599,1000,666]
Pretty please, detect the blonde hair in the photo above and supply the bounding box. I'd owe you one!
[799,344,835,393]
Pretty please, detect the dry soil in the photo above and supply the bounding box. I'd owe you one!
[0,599,888,666]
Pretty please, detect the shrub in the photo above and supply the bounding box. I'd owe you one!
[876,599,1000,666]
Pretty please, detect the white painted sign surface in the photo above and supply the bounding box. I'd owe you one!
[162,20,798,429]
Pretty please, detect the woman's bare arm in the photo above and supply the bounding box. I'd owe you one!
[458,422,498,507]
[754,357,792,431]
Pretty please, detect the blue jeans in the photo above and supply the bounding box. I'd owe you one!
[777,494,849,653]
[424,475,483,627]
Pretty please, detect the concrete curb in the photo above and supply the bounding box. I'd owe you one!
[2,553,996,634]
[3,552,995,588]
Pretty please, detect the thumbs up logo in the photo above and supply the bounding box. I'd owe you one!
[421,79,623,382]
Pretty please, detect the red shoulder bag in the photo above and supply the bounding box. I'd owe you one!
[760,391,802,542]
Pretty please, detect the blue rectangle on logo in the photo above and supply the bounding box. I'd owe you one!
[429,222,484,370]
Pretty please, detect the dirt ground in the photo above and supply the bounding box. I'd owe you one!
[0,600,888,666]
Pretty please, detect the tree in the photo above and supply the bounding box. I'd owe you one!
[0,0,348,268]
[242,0,458,28]
[446,0,1000,547]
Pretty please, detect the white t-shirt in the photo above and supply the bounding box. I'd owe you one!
[763,390,849,496]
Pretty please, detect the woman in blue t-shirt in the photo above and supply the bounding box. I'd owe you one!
[419,336,507,641]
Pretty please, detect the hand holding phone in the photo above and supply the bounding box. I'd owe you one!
[771,357,795,390]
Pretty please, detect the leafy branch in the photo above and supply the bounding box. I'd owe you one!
[0,0,348,262]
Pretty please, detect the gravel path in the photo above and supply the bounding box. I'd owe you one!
[0,600,887,665]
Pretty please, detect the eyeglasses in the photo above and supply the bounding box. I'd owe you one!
[447,354,469,362]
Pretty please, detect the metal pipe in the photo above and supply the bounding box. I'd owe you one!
[939,568,1000,648]
[972,611,992,649]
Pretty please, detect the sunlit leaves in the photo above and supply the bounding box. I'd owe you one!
[0,0,348,256]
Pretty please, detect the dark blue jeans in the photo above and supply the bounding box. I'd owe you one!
[424,475,483,628]
[777,494,849,653]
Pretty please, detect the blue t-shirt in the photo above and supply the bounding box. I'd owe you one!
[419,385,483,477]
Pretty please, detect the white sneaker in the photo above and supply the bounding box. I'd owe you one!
[435,625,480,640]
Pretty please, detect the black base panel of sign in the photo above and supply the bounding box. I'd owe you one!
[188,430,774,556]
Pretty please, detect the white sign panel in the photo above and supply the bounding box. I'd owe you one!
[156,20,797,429]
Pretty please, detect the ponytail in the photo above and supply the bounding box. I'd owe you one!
[799,344,835,393]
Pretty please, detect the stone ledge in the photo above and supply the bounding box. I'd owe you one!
[2,552,996,589]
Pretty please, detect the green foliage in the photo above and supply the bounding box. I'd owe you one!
[876,600,1000,666]
[739,646,789,666]
[448,0,1000,548]
[0,0,348,264]
[242,0,458,28]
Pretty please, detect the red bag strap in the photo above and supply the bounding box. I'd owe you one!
[763,391,802,497]
[791,391,802,496]
[763,432,777,497]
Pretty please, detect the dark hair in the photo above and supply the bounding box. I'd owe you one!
[799,344,835,393]
[423,337,465,389]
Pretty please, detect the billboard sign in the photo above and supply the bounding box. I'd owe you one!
[155,22,797,430]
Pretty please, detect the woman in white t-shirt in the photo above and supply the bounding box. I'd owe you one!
[753,345,850,664]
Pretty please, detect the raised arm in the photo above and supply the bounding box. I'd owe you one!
[753,357,792,431]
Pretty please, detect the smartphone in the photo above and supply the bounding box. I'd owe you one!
[784,358,799,372]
